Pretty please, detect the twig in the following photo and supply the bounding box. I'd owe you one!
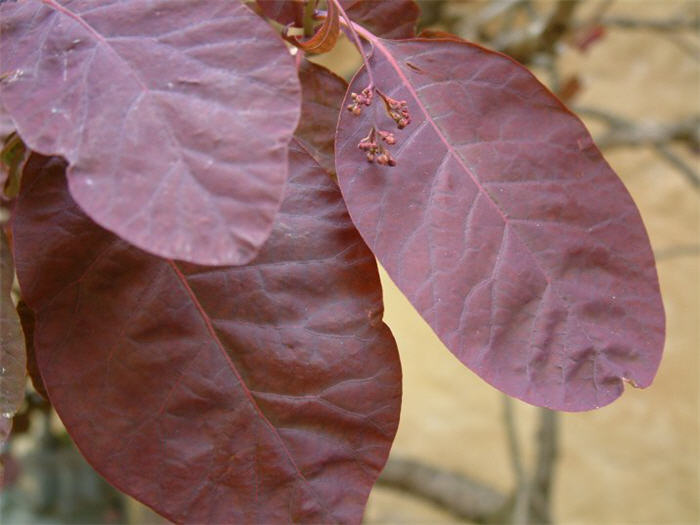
[529,409,559,524]
[655,244,700,260]
[503,396,530,525]
[575,106,700,188]
[593,117,700,150]
[498,0,581,62]
[302,0,316,38]
[376,405,560,524]
[597,118,699,149]
[601,15,700,32]
[376,457,507,523]
[653,144,700,188]
[538,0,580,55]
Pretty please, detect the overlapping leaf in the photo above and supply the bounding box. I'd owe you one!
[341,0,420,39]
[335,38,665,411]
[256,1,419,40]
[257,0,305,27]
[12,149,401,523]
[296,60,348,176]
[0,230,25,443]
[0,0,301,265]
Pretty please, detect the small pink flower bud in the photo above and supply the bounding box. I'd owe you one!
[378,130,396,144]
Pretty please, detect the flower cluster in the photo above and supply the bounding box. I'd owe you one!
[346,86,373,115]
[347,84,411,167]
[377,89,410,129]
[358,127,396,166]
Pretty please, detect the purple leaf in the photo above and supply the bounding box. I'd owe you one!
[0,0,301,265]
[256,0,305,27]
[0,229,26,437]
[12,151,401,523]
[341,0,420,39]
[335,38,665,411]
[296,60,348,177]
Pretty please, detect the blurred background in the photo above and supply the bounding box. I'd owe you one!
[2,1,698,524]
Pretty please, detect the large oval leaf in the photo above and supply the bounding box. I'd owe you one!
[13,151,401,523]
[0,0,301,265]
[335,38,665,411]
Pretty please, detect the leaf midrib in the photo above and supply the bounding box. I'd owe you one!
[371,36,553,287]
[167,259,335,522]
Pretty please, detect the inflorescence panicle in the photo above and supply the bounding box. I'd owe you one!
[358,127,397,166]
[376,89,411,129]
[346,87,373,115]
[347,85,410,167]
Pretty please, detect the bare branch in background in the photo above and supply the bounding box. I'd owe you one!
[529,409,559,524]
[377,457,507,523]
[496,0,581,62]
[595,116,698,150]
[600,15,700,32]
[653,144,700,189]
[503,396,530,525]
[655,244,700,260]
[377,404,560,524]
[576,106,700,188]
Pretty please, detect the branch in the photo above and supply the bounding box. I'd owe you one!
[529,409,559,524]
[576,106,699,145]
[503,396,530,525]
[376,457,508,523]
[655,243,700,260]
[596,118,699,150]
[653,144,700,189]
[601,15,700,32]
[538,0,580,55]
[498,0,581,62]
[575,106,700,188]
[376,406,561,524]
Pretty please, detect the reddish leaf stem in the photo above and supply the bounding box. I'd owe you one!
[328,0,375,89]
[325,5,411,166]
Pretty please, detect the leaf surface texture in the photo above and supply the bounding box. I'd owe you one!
[340,0,420,39]
[0,0,301,265]
[296,60,348,177]
[336,38,665,411]
[12,151,401,523]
